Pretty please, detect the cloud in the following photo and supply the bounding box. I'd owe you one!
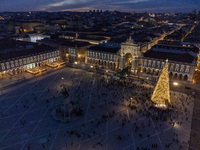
[44,0,151,11]
[0,0,199,12]
[48,0,90,7]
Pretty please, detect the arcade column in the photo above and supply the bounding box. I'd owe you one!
[119,56,124,70]
[131,57,138,73]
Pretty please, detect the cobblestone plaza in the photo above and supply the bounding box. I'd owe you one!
[0,67,195,150]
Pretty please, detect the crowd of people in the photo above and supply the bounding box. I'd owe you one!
[0,70,194,150]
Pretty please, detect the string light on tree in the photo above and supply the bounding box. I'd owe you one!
[151,59,170,108]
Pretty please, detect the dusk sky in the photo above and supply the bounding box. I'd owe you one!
[0,0,199,12]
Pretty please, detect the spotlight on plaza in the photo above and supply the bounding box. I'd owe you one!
[155,104,167,108]
[74,61,78,65]
[173,82,179,86]
[90,65,94,68]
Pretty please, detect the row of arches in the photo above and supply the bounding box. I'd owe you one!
[87,58,117,70]
[0,67,24,78]
[142,67,188,81]
[143,68,160,75]
[169,72,188,81]
[0,59,58,78]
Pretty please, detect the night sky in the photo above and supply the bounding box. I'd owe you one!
[0,0,199,12]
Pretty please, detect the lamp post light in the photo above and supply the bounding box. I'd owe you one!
[62,77,64,87]
[130,97,133,105]
[173,82,179,86]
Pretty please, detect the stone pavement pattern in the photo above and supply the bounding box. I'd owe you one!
[0,67,195,150]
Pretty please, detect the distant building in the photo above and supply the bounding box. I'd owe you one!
[142,41,199,82]
[66,20,84,30]
[21,21,43,33]
[0,39,60,78]
[86,38,198,82]
[40,37,198,82]
[33,25,45,33]
[59,32,78,40]
[87,45,120,70]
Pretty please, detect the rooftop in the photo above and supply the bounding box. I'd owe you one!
[144,48,196,63]
[61,40,91,48]
[88,45,120,53]
[0,39,56,61]
[40,38,91,48]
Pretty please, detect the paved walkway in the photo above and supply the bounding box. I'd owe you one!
[189,92,200,150]
[0,66,65,93]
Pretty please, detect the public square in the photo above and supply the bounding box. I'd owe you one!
[0,67,195,150]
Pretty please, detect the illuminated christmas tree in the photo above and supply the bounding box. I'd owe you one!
[151,60,170,107]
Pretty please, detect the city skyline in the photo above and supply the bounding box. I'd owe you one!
[0,0,199,13]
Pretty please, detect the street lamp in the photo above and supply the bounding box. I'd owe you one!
[173,82,179,86]
[62,77,64,87]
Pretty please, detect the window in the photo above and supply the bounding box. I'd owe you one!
[104,54,106,59]
[180,65,184,72]
[41,55,43,60]
[185,65,190,73]
[157,61,160,68]
[15,60,19,67]
[170,63,174,71]
[6,62,10,69]
[175,64,179,72]
[144,59,147,66]
[161,62,165,69]
[23,58,26,65]
[148,60,152,67]
[27,57,30,63]
[10,61,14,68]
[152,61,155,68]
[19,59,23,66]
[1,63,5,71]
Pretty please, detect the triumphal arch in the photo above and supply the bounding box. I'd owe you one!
[119,36,143,73]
